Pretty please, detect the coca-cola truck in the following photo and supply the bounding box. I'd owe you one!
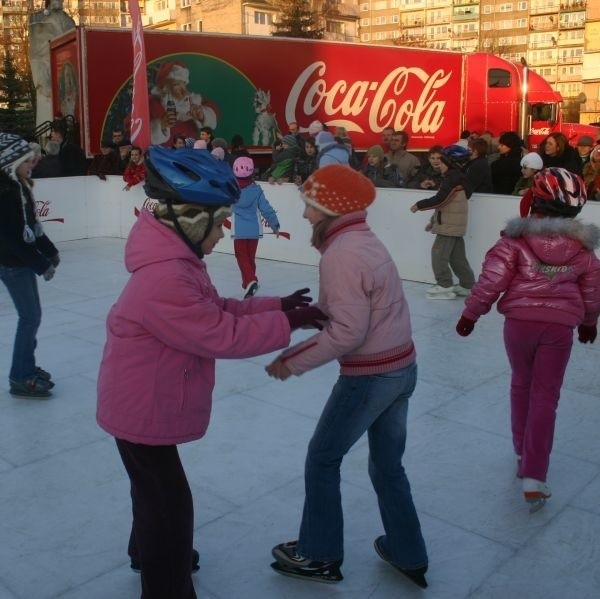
[49,26,598,156]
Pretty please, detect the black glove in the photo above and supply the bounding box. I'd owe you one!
[97,173,107,181]
[281,288,312,311]
[49,253,60,268]
[578,324,597,344]
[43,265,56,281]
[456,316,475,337]
[285,306,328,331]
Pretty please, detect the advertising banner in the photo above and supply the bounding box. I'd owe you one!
[82,29,464,154]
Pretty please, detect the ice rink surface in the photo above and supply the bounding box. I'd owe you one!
[1,237,599,599]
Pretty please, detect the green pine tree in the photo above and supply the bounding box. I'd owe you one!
[271,0,324,39]
[0,47,35,137]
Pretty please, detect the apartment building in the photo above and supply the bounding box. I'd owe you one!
[0,1,596,124]
[359,0,598,125]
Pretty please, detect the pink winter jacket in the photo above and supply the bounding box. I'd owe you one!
[463,217,600,327]
[96,210,291,445]
[279,211,415,376]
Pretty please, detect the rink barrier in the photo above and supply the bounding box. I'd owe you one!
[34,176,600,285]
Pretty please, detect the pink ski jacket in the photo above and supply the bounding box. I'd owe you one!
[463,217,600,327]
[97,210,290,445]
[279,211,416,376]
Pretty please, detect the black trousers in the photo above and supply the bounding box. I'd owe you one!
[116,438,197,599]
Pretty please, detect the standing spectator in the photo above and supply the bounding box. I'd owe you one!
[117,139,132,173]
[465,137,493,193]
[97,146,324,599]
[293,137,318,184]
[541,132,582,175]
[267,165,428,588]
[456,168,600,512]
[583,144,600,202]
[50,121,87,176]
[361,145,403,187]
[385,131,421,183]
[199,126,214,152]
[410,148,475,300]
[455,130,471,148]
[408,145,444,190]
[211,137,233,165]
[307,120,325,137]
[123,146,146,191]
[112,127,125,145]
[491,131,524,194]
[172,134,186,149]
[31,140,62,179]
[315,131,350,167]
[0,133,60,397]
[264,134,300,183]
[88,140,121,180]
[381,126,395,153]
[512,152,543,196]
[576,135,595,171]
[231,156,280,298]
[230,134,251,161]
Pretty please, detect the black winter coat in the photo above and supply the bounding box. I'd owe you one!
[0,174,58,274]
[491,150,522,194]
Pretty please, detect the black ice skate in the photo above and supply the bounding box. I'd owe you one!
[374,536,428,589]
[271,541,343,584]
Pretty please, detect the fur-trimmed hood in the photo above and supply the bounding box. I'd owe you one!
[504,217,600,250]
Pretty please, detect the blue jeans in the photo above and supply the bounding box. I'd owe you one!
[0,266,41,382]
[297,362,428,569]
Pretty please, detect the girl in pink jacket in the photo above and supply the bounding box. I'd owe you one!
[456,167,600,512]
[266,165,428,588]
[96,147,325,599]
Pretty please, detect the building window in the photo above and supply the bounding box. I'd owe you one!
[499,3,513,11]
[361,18,370,26]
[361,33,371,41]
[155,0,167,10]
[392,15,399,24]
[197,20,202,31]
[254,11,272,25]
[182,22,192,31]
[181,0,191,7]
[483,5,492,13]
[361,3,369,11]
[518,1,527,9]
[374,16,387,25]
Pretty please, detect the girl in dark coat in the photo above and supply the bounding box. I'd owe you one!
[541,132,583,176]
[491,131,523,194]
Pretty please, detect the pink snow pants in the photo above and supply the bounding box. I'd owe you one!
[503,318,573,482]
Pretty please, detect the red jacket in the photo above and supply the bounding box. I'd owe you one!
[463,217,600,327]
[123,161,146,187]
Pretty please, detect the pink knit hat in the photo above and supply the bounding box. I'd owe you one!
[301,165,376,216]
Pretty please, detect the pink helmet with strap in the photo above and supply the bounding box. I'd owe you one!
[233,156,255,179]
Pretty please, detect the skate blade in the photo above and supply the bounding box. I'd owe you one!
[527,497,548,513]
[270,561,343,584]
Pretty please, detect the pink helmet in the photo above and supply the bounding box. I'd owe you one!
[531,167,586,217]
[233,156,255,179]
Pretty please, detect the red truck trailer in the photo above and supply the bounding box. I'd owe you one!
[49,27,598,156]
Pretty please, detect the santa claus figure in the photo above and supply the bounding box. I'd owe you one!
[149,61,218,147]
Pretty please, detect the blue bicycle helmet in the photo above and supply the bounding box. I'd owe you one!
[144,146,240,205]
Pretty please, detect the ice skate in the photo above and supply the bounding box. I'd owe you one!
[426,285,456,300]
[243,280,259,299]
[271,541,343,584]
[373,535,428,589]
[523,478,551,513]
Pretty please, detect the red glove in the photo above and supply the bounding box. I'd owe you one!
[578,324,597,344]
[281,288,312,311]
[285,307,328,331]
[456,316,475,337]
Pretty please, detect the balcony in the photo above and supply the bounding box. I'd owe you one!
[559,0,586,10]
[530,3,559,15]
[453,10,479,20]
[559,18,585,29]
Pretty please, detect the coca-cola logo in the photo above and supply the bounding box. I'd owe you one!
[285,61,451,135]
[35,200,64,223]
